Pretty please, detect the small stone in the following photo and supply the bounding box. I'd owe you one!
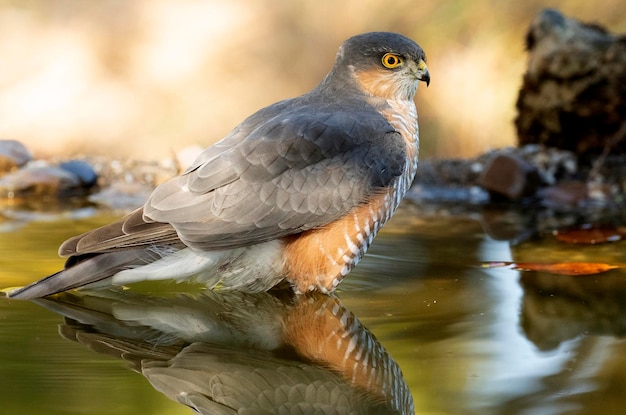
[88,181,153,211]
[0,163,81,197]
[537,181,588,206]
[0,140,32,174]
[59,160,98,187]
[478,153,541,200]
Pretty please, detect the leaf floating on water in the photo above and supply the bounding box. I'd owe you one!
[481,261,620,275]
[553,224,626,244]
[514,262,619,275]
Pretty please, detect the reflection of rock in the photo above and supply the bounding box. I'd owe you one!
[479,207,537,242]
[34,290,413,414]
[518,271,626,351]
[516,8,626,159]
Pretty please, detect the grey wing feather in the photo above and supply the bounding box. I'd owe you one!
[145,99,406,250]
[60,96,406,256]
[59,209,180,257]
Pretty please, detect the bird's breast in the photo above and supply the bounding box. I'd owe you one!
[381,98,419,211]
[382,98,419,181]
[283,98,419,293]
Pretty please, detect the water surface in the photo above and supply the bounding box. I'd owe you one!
[1,202,626,414]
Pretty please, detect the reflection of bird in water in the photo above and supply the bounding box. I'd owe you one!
[35,290,414,414]
[9,31,429,299]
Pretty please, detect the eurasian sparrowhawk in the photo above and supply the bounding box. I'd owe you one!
[10,31,430,299]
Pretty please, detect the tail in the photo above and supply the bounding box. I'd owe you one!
[8,249,159,300]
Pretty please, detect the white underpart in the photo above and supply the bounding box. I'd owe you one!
[113,299,284,350]
[112,240,285,292]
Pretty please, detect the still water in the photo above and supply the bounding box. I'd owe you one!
[1,201,626,414]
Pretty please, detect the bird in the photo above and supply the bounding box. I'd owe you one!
[8,31,430,300]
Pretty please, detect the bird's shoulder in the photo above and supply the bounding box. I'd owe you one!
[184,92,403,183]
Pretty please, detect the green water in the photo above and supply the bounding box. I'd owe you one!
[1,202,626,414]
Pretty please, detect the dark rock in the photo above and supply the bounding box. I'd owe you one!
[478,153,541,200]
[516,8,626,161]
[0,140,32,175]
[59,160,98,187]
[409,145,626,207]
[514,145,577,185]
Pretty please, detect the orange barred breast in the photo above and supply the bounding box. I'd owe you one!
[283,190,393,293]
[283,98,419,293]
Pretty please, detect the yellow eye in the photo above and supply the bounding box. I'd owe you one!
[381,53,403,68]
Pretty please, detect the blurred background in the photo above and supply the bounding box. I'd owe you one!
[0,0,624,161]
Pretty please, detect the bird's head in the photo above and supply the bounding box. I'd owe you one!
[331,32,430,102]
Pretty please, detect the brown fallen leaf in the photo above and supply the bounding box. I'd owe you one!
[553,224,626,244]
[481,261,621,276]
[513,262,619,275]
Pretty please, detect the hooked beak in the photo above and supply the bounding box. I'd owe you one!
[417,59,430,87]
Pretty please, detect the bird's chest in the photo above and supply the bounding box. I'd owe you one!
[381,98,419,185]
[283,99,420,293]
[359,99,419,241]
[372,98,419,217]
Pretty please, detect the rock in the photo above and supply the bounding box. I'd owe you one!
[516,144,577,185]
[478,153,541,200]
[515,8,626,161]
[0,140,32,175]
[88,181,153,210]
[87,157,177,188]
[59,160,98,187]
[536,181,588,206]
[413,158,484,187]
[0,162,82,198]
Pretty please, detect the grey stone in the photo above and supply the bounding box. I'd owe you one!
[0,140,32,174]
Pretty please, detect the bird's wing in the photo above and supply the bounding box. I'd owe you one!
[62,98,407,255]
[59,208,181,257]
